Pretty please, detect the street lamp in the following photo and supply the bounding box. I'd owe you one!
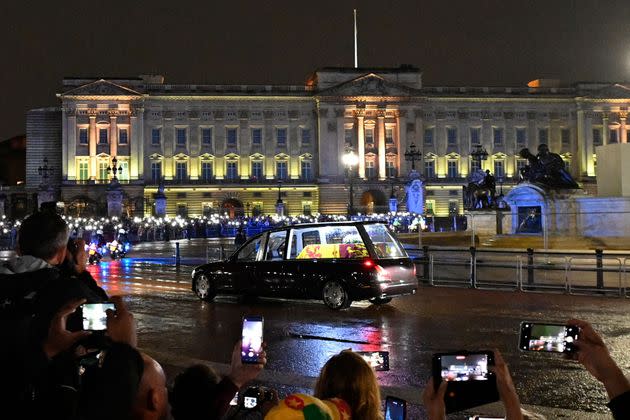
[404,142,422,172]
[107,156,123,182]
[470,144,489,171]
[38,157,53,184]
[342,146,359,216]
[275,181,284,216]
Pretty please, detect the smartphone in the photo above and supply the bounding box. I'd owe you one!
[228,391,239,407]
[80,302,115,331]
[384,396,406,420]
[433,351,494,384]
[356,351,389,371]
[243,395,258,409]
[519,322,579,353]
[241,316,264,364]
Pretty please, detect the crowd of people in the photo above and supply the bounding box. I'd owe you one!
[1,211,629,419]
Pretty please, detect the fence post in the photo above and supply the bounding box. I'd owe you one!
[422,245,430,283]
[470,246,477,288]
[175,242,181,267]
[596,249,604,289]
[527,248,535,286]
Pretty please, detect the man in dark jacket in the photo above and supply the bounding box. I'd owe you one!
[0,211,108,418]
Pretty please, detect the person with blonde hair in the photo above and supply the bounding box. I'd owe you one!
[314,350,382,420]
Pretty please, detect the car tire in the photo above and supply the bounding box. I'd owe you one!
[369,297,393,305]
[194,273,216,301]
[322,280,352,310]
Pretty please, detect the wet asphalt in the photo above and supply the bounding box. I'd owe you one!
[81,239,630,419]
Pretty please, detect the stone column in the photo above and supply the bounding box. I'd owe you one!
[397,110,406,178]
[585,112,594,176]
[620,113,627,144]
[67,111,77,180]
[577,110,587,176]
[602,113,609,145]
[110,115,118,158]
[89,116,97,180]
[356,112,365,179]
[377,109,386,180]
[336,108,346,179]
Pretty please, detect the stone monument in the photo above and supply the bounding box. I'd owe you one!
[405,170,424,214]
[154,180,167,217]
[106,179,124,218]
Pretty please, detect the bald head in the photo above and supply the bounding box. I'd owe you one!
[131,354,169,420]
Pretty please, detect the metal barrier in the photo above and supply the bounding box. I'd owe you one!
[567,256,623,296]
[474,253,521,290]
[520,254,570,293]
[429,253,474,288]
[624,258,630,298]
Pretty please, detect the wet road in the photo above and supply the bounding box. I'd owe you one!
[84,239,630,418]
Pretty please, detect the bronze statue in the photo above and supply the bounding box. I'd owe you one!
[518,144,579,189]
[463,169,497,210]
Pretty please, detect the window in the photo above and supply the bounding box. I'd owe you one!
[516,128,527,148]
[470,127,481,145]
[79,128,88,145]
[226,161,238,180]
[302,202,312,215]
[365,128,374,145]
[538,128,548,144]
[276,161,288,180]
[425,200,435,215]
[448,200,459,215]
[301,160,312,181]
[151,128,161,145]
[176,128,187,146]
[251,128,262,145]
[99,128,108,144]
[251,161,263,180]
[493,128,503,146]
[447,160,459,178]
[593,128,602,146]
[344,127,353,144]
[471,158,481,172]
[265,231,288,261]
[176,161,187,181]
[447,127,457,146]
[494,160,505,179]
[118,128,128,145]
[561,128,570,147]
[201,161,213,181]
[287,225,368,260]
[236,236,262,261]
[151,162,161,183]
[516,159,527,177]
[564,159,571,172]
[277,128,287,146]
[363,224,405,258]
[227,128,238,147]
[177,203,188,218]
[386,160,397,178]
[202,128,213,146]
[78,161,88,181]
[98,161,108,181]
[118,160,129,181]
[424,160,435,179]
[385,128,394,144]
[424,128,434,146]
[252,202,263,216]
[301,128,311,145]
[610,129,619,144]
[202,202,214,217]
[365,160,376,179]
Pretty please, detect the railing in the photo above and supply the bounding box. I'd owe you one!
[413,246,630,297]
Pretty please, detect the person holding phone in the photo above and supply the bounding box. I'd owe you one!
[567,319,630,420]
[422,350,523,420]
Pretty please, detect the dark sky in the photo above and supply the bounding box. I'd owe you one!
[2,0,630,140]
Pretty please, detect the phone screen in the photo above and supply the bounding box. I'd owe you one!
[241,316,264,364]
[243,396,257,409]
[385,396,406,420]
[436,353,491,382]
[519,322,579,353]
[356,351,389,371]
[81,303,115,331]
[228,391,238,406]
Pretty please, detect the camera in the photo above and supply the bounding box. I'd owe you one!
[240,386,275,409]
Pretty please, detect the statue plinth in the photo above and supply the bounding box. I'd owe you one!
[107,181,124,218]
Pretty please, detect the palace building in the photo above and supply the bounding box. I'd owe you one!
[23,66,630,217]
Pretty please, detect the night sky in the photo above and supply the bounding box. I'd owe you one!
[2,0,629,140]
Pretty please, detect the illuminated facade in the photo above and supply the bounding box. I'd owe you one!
[26,67,630,217]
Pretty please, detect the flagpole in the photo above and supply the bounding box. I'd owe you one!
[353,9,358,68]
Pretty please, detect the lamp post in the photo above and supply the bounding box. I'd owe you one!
[470,144,489,171]
[275,181,284,216]
[107,156,123,182]
[342,146,359,216]
[404,142,422,172]
[38,157,53,185]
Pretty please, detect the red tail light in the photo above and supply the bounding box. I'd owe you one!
[363,259,375,268]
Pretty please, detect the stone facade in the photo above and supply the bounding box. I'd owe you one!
[24,67,630,217]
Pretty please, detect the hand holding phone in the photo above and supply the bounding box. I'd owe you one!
[356,351,389,371]
[241,316,264,364]
[80,302,115,331]
[433,351,494,384]
[519,322,579,353]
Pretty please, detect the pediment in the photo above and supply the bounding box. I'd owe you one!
[62,80,143,97]
[317,73,417,97]
[586,84,630,100]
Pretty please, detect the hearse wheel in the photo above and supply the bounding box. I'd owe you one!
[369,297,393,305]
[322,280,352,310]
[194,273,216,302]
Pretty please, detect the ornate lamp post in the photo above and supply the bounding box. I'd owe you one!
[38,157,53,184]
[37,157,56,211]
[107,156,123,183]
[470,144,489,171]
[404,142,422,172]
[342,146,359,216]
[275,180,285,216]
